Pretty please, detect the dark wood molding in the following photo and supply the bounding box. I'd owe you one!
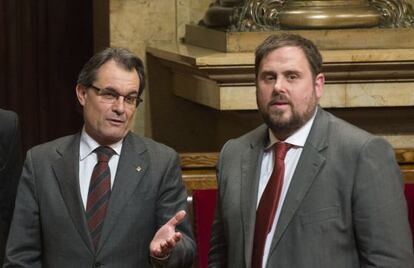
[181,149,414,191]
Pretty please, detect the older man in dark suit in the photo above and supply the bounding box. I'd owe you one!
[208,34,414,268]
[0,109,22,265]
[4,48,195,267]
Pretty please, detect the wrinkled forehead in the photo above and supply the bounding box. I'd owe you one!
[95,60,140,92]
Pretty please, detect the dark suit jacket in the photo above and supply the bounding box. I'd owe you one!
[0,109,22,265]
[4,132,195,267]
[209,107,414,268]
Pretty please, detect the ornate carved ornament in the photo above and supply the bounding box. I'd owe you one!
[202,0,414,31]
[370,0,414,27]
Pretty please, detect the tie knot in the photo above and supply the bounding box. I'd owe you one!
[274,142,291,160]
[95,146,115,162]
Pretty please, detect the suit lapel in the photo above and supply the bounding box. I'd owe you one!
[241,125,268,267]
[53,134,94,254]
[97,133,148,252]
[269,107,328,253]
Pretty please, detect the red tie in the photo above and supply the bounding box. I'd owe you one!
[86,146,115,250]
[252,142,291,268]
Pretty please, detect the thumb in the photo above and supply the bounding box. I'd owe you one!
[167,210,186,228]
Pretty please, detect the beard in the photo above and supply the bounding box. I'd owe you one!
[258,92,317,140]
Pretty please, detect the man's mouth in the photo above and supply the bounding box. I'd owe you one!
[269,98,290,108]
[107,118,125,125]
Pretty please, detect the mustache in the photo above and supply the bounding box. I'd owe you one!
[268,94,291,105]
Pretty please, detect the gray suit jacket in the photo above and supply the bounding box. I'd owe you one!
[0,109,22,265]
[4,132,195,267]
[209,107,414,268]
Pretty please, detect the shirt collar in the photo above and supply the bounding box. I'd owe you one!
[266,108,317,150]
[79,127,123,160]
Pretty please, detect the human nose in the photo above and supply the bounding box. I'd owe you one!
[273,77,285,93]
[112,96,126,113]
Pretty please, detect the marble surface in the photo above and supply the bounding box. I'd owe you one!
[107,0,414,143]
[148,43,414,111]
[109,0,212,135]
[148,43,414,65]
[147,42,414,148]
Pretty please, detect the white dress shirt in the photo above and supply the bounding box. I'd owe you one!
[258,110,317,268]
[78,128,123,209]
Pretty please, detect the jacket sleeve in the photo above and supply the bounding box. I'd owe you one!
[208,141,230,268]
[151,151,196,268]
[4,150,42,268]
[0,112,23,225]
[0,112,23,264]
[352,137,414,267]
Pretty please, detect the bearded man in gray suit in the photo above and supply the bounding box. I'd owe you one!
[208,34,414,268]
[4,48,195,267]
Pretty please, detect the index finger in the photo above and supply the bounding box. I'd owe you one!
[167,210,186,227]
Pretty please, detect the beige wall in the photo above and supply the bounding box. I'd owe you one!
[107,0,414,137]
[109,0,212,136]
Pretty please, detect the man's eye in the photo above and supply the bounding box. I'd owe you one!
[287,74,298,80]
[101,92,117,99]
[125,96,137,104]
[264,75,275,82]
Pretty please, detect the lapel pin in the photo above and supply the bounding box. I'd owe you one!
[136,166,142,172]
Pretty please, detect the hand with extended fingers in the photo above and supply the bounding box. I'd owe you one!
[150,210,187,259]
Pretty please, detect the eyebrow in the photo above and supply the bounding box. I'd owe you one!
[284,70,302,76]
[259,70,276,76]
[259,69,302,76]
[103,86,139,96]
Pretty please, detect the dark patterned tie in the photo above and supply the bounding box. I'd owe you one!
[86,146,115,250]
[252,142,291,268]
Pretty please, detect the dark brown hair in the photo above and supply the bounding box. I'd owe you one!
[255,33,323,79]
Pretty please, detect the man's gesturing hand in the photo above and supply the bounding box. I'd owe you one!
[149,210,187,259]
